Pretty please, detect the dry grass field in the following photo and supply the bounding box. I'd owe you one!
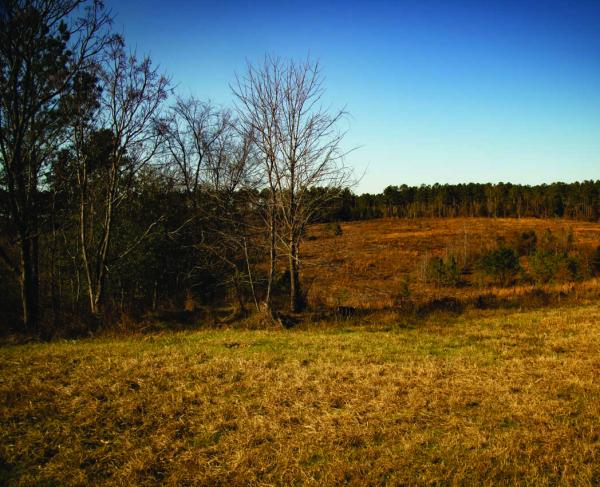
[2,217,600,485]
[303,217,600,309]
[1,304,600,485]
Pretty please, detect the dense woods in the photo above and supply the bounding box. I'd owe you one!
[0,0,350,335]
[326,181,600,222]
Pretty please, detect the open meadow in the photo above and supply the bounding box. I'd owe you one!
[2,217,600,485]
[303,217,600,310]
[1,303,600,485]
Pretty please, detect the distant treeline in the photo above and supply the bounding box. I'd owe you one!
[325,181,600,222]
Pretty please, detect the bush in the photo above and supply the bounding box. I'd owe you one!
[392,276,412,305]
[522,228,583,283]
[426,255,461,287]
[477,246,521,285]
[529,250,580,283]
[512,230,537,256]
[538,228,574,255]
[324,221,343,236]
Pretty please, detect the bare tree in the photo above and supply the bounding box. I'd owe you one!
[232,57,284,312]
[163,97,230,205]
[72,40,169,316]
[0,0,113,331]
[276,59,350,312]
[198,126,261,314]
[164,96,261,313]
[234,56,351,312]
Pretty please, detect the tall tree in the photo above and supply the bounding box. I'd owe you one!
[164,97,260,311]
[235,56,350,312]
[71,40,169,316]
[0,0,111,331]
[275,58,350,312]
[233,57,284,312]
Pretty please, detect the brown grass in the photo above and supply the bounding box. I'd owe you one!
[302,217,600,309]
[2,304,600,485]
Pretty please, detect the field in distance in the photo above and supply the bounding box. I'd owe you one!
[302,217,600,309]
[1,304,599,484]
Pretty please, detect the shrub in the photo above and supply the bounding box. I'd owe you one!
[512,230,537,256]
[528,251,560,283]
[399,276,411,299]
[521,229,582,283]
[392,276,412,305]
[538,228,574,255]
[529,250,580,283]
[324,221,343,236]
[477,246,521,285]
[426,255,461,287]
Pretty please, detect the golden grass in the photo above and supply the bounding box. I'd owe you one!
[2,304,600,485]
[302,217,600,308]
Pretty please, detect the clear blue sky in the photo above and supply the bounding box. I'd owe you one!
[105,0,600,193]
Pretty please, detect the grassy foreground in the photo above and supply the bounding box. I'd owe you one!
[1,306,600,485]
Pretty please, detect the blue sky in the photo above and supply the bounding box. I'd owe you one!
[105,0,600,193]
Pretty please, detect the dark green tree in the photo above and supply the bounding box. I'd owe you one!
[478,247,521,286]
[0,0,111,331]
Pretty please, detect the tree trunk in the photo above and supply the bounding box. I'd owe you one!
[243,238,259,311]
[289,238,303,313]
[233,270,246,315]
[79,161,115,319]
[51,242,61,330]
[19,235,39,332]
[152,280,158,311]
[265,200,276,310]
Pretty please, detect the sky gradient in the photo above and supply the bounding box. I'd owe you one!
[105,0,600,193]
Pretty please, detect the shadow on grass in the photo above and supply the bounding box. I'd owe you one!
[1,284,595,343]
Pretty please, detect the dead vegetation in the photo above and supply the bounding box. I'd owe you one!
[302,217,600,310]
[1,304,600,484]
[2,217,600,484]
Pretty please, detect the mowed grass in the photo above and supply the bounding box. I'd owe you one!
[2,305,600,485]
